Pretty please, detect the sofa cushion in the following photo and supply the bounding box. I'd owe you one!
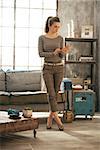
[6,70,41,92]
[10,91,65,105]
[10,91,48,104]
[0,91,10,106]
[0,70,5,91]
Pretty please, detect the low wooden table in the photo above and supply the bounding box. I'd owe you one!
[0,111,39,138]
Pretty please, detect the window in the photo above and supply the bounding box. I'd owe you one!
[0,0,57,71]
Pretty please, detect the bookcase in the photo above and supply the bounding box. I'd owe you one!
[64,37,98,112]
[64,37,98,91]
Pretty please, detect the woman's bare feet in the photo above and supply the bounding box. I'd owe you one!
[52,112,64,131]
[47,111,64,131]
[46,112,53,129]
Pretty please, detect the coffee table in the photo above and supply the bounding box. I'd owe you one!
[0,111,39,138]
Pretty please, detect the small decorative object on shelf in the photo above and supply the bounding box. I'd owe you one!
[66,19,75,38]
[84,81,88,90]
[81,25,93,38]
[23,107,32,118]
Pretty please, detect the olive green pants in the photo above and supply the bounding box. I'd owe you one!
[43,64,64,112]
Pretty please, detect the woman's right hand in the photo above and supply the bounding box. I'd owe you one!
[54,48,61,55]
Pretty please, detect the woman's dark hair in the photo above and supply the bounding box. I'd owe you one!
[45,16,60,33]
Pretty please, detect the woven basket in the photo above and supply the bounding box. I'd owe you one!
[63,111,74,123]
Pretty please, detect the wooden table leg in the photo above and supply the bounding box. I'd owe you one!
[33,129,36,138]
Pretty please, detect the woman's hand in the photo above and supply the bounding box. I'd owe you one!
[54,48,61,55]
[54,45,72,55]
[61,45,72,53]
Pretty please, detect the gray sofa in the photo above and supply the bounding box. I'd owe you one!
[0,69,65,112]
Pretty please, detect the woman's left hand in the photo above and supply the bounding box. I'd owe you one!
[61,45,72,53]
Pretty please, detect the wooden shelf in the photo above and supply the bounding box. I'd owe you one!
[65,37,97,42]
[65,60,96,64]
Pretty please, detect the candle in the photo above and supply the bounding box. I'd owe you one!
[67,23,70,37]
[70,19,74,37]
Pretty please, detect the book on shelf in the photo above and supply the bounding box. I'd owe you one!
[79,56,94,61]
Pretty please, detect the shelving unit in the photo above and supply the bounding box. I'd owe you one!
[64,37,98,91]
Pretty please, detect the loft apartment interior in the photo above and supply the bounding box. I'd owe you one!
[0,0,100,150]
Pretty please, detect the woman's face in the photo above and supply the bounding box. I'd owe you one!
[49,22,61,33]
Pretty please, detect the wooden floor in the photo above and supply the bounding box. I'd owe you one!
[0,113,100,150]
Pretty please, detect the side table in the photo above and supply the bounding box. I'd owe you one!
[0,111,39,138]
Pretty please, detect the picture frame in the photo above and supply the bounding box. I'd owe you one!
[81,25,93,38]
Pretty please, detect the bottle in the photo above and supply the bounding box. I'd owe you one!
[84,81,88,90]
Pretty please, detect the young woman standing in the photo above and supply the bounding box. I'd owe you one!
[38,16,70,131]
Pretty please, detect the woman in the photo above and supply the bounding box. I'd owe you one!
[38,16,70,131]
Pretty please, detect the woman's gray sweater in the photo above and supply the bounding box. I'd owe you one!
[38,35,64,63]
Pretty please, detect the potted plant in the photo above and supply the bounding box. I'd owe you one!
[23,107,32,118]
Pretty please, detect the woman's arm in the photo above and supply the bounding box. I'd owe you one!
[38,36,55,58]
[59,37,65,58]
